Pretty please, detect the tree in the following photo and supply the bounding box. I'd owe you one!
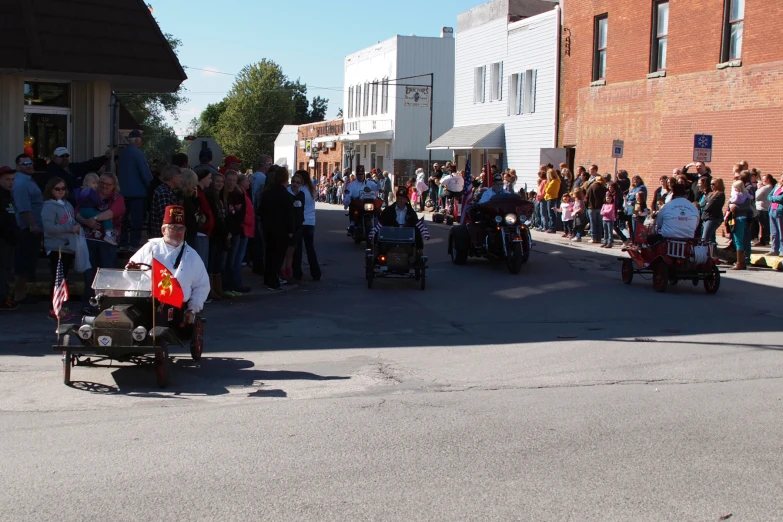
[287,79,329,124]
[336,108,343,118]
[198,100,227,137]
[309,96,329,122]
[141,116,183,163]
[215,60,297,166]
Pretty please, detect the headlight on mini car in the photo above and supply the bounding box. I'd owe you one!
[504,213,518,225]
[364,203,375,211]
[495,216,503,224]
[78,325,92,340]
[132,326,147,342]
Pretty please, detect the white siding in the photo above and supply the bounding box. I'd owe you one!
[273,125,299,170]
[394,36,455,162]
[451,8,559,189]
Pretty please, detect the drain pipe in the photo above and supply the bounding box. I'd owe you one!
[553,4,562,149]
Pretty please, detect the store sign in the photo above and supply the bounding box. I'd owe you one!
[404,86,430,108]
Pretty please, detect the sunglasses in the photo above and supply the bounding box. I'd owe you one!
[167,225,186,232]
[53,186,66,192]
[18,161,33,166]
[57,155,70,158]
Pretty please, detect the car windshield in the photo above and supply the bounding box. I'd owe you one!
[92,268,152,297]
[378,227,416,243]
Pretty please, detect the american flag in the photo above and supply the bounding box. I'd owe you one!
[52,254,68,319]
[416,217,430,240]
[460,155,474,225]
[368,219,382,241]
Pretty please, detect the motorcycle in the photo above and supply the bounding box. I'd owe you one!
[346,195,382,244]
[448,193,534,274]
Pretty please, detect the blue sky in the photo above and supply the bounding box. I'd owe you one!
[150,0,481,136]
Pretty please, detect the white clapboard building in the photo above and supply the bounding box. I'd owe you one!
[341,31,455,183]
[273,125,299,171]
[428,0,560,189]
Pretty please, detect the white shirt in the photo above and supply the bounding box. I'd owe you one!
[395,206,408,225]
[441,174,464,193]
[129,238,210,313]
[478,187,509,204]
[343,179,380,207]
[656,197,700,239]
[288,186,316,226]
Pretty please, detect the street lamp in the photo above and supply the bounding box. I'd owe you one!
[345,142,355,172]
[311,149,320,177]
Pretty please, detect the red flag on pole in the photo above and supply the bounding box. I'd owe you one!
[152,258,184,308]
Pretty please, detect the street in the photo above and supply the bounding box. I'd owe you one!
[1,203,782,521]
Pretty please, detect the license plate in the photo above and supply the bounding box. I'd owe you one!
[98,336,112,347]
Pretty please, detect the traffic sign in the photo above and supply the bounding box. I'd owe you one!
[612,140,624,159]
[693,134,713,162]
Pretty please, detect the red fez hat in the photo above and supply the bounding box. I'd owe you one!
[163,205,185,226]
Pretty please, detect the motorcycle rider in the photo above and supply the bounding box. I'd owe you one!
[649,183,700,243]
[477,172,509,204]
[344,165,381,230]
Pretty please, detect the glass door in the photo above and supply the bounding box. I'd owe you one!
[23,107,71,162]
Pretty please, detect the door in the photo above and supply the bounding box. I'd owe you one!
[23,107,71,161]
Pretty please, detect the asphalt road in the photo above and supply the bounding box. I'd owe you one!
[1,203,782,521]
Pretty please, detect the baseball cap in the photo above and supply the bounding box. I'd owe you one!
[224,155,242,165]
[0,166,16,176]
[396,187,408,199]
[53,147,70,157]
[128,129,142,138]
[492,172,503,182]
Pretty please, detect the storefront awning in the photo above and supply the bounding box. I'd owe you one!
[427,123,505,150]
[338,131,394,142]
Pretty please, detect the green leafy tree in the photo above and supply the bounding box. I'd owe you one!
[336,107,343,118]
[198,100,227,137]
[215,60,298,165]
[309,96,329,122]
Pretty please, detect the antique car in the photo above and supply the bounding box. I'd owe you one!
[346,193,383,245]
[52,267,205,388]
[448,193,534,274]
[620,225,723,293]
[365,226,427,290]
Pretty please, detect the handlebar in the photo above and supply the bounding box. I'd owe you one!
[125,261,152,270]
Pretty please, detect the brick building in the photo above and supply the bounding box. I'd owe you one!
[295,119,344,179]
[558,0,783,184]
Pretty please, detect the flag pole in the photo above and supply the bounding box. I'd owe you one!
[56,247,61,341]
[151,263,156,348]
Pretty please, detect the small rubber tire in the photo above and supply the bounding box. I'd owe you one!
[652,261,669,293]
[621,259,634,285]
[190,318,203,362]
[155,345,170,388]
[506,243,523,274]
[62,335,72,386]
[704,266,721,294]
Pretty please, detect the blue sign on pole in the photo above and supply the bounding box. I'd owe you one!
[693,134,713,162]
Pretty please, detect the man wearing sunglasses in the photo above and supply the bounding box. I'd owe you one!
[41,146,112,197]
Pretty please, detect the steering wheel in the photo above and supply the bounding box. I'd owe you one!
[125,261,152,270]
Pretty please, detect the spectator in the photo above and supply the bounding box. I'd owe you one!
[290,169,321,282]
[220,155,242,175]
[768,173,783,256]
[727,180,752,270]
[222,171,248,295]
[41,177,80,320]
[149,165,182,238]
[193,169,215,268]
[192,148,219,178]
[180,169,213,267]
[74,173,117,246]
[0,167,18,310]
[600,193,617,249]
[171,152,189,169]
[555,192,574,238]
[624,175,647,241]
[608,182,626,243]
[585,175,607,244]
[652,175,669,212]
[259,166,295,290]
[12,153,44,304]
[534,171,547,230]
[282,172,306,282]
[206,173,228,300]
[573,166,587,189]
[118,130,152,252]
[41,146,110,195]
[236,173,255,291]
[77,172,125,315]
[250,154,273,276]
[754,174,774,247]
[544,168,561,234]
[428,163,442,211]
[571,188,587,242]
[700,178,725,245]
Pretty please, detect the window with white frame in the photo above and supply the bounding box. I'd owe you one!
[593,14,608,81]
[509,70,538,115]
[523,69,537,113]
[371,80,379,115]
[722,0,744,61]
[363,82,370,116]
[381,78,389,114]
[651,1,669,72]
[348,86,354,119]
[490,62,503,101]
[508,73,521,115]
[473,66,486,104]
[354,85,361,118]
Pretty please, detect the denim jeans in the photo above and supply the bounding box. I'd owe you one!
[533,201,542,228]
[82,240,118,306]
[208,238,227,275]
[770,212,783,254]
[540,201,550,231]
[194,235,209,269]
[230,236,248,289]
[251,218,265,273]
[588,209,603,242]
[546,199,558,232]
[223,235,241,290]
[293,225,321,281]
[701,219,721,245]
[563,220,574,236]
[602,220,615,245]
[120,197,146,250]
[758,210,770,244]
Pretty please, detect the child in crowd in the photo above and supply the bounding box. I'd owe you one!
[74,173,116,245]
[632,191,649,244]
[600,193,617,248]
[571,189,586,242]
[336,180,344,205]
[555,192,574,238]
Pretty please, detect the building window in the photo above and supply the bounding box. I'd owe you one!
[651,1,669,72]
[381,78,389,114]
[354,85,361,118]
[371,80,379,115]
[490,62,503,101]
[593,14,608,81]
[508,74,520,115]
[524,70,537,113]
[363,82,370,116]
[348,86,354,119]
[722,0,744,61]
[370,143,377,170]
[24,82,71,107]
[473,66,486,104]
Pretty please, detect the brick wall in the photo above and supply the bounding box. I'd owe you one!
[559,0,783,185]
[295,119,344,179]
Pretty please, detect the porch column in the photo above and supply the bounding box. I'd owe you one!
[71,81,111,161]
[0,75,24,165]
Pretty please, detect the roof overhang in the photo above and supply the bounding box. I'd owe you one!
[427,123,506,150]
[338,131,394,142]
[5,69,184,93]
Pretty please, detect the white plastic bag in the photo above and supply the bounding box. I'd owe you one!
[73,229,92,273]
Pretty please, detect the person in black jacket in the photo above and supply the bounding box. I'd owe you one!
[259,166,294,290]
[40,147,111,196]
[222,170,248,294]
[0,167,19,310]
[379,187,424,250]
[700,178,726,245]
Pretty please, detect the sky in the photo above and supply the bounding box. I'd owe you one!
[150,0,483,137]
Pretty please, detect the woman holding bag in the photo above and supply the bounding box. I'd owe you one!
[42,177,81,320]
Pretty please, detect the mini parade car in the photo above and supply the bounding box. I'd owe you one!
[53,267,204,388]
[365,226,428,290]
[620,225,723,294]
